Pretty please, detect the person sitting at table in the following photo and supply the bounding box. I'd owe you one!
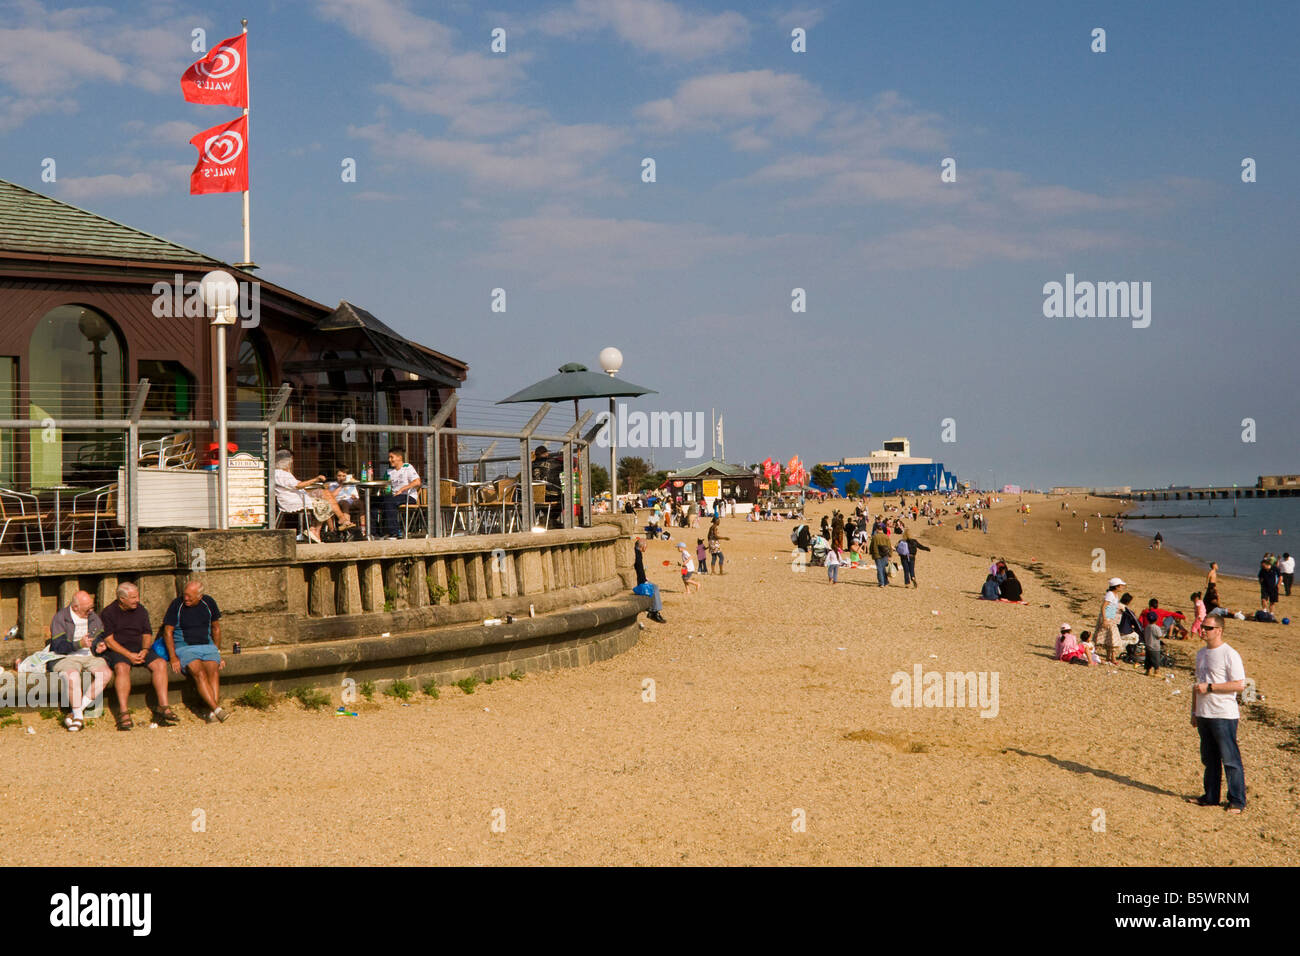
[328,466,362,532]
[273,450,351,544]
[374,447,422,539]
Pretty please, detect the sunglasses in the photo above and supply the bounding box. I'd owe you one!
[1202,624,1221,631]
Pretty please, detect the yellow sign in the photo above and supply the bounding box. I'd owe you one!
[702,479,720,498]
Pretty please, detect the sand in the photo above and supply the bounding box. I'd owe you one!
[2,493,1296,866]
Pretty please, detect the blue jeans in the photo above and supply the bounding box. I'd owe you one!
[875,557,889,586]
[640,582,662,613]
[710,551,723,572]
[1197,717,1246,808]
[900,553,915,585]
[827,564,838,584]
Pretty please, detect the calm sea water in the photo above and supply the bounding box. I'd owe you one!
[1124,497,1297,577]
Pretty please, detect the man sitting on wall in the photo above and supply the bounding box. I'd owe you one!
[100,582,174,730]
[48,590,112,732]
[162,580,229,723]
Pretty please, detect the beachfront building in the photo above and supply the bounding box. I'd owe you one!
[818,437,959,496]
[0,179,466,495]
[661,459,759,510]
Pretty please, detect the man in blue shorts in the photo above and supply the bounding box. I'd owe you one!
[162,580,229,723]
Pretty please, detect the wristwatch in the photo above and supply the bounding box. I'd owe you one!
[1208,683,1214,693]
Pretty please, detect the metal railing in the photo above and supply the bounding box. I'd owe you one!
[0,380,603,550]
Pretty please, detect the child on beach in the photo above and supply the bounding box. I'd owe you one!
[695,539,709,575]
[1190,592,1207,637]
[677,543,699,594]
[1078,630,1101,665]
[1055,624,1092,665]
[826,546,842,585]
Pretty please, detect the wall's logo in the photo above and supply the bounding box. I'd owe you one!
[196,42,241,79]
[201,130,244,165]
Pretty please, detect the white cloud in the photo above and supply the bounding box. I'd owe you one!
[637,70,825,137]
[55,171,166,201]
[775,6,825,31]
[857,224,1140,271]
[349,121,627,193]
[535,0,749,59]
[479,208,791,287]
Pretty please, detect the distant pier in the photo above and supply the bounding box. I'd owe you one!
[1099,486,1300,502]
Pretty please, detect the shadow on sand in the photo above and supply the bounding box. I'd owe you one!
[1003,748,1183,799]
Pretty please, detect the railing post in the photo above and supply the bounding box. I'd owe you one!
[561,411,592,532]
[125,380,151,550]
[263,384,292,531]
[424,431,434,537]
[429,396,456,538]
[518,405,550,532]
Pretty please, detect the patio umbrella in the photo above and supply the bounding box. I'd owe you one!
[498,362,657,422]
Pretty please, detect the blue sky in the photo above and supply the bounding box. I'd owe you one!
[2,0,1297,488]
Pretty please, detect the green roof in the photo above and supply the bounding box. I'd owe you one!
[666,459,754,479]
[0,178,222,266]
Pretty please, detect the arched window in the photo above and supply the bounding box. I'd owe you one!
[233,332,271,456]
[28,305,126,486]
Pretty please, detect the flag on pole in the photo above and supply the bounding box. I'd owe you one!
[181,33,248,107]
[189,116,249,194]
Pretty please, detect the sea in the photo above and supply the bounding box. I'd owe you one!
[1123,497,1297,578]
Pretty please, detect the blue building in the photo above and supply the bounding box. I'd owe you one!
[819,438,959,495]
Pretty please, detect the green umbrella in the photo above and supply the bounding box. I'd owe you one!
[498,362,657,422]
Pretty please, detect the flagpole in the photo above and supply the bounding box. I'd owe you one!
[711,408,716,460]
[234,17,255,270]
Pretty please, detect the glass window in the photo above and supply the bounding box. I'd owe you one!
[0,357,15,487]
[139,359,196,419]
[27,306,126,487]
[233,334,270,457]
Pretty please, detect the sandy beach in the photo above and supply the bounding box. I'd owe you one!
[2,493,1296,866]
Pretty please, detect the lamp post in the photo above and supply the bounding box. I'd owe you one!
[200,271,240,531]
[78,311,111,422]
[599,346,622,513]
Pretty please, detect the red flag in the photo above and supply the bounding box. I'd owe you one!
[189,116,248,194]
[181,33,248,107]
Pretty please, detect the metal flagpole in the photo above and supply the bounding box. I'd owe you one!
[711,408,716,460]
[234,18,255,270]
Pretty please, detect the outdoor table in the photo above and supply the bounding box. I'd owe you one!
[356,480,389,540]
[461,481,489,534]
[31,484,87,553]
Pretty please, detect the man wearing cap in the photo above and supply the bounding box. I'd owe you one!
[1189,616,1248,813]
[1094,577,1126,664]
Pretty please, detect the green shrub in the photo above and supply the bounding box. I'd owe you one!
[359,680,376,701]
[426,577,447,604]
[421,680,440,699]
[447,574,460,603]
[384,679,414,701]
[508,669,525,681]
[38,708,61,720]
[287,686,331,710]
[455,676,479,695]
[0,716,21,728]
[235,684,276,710]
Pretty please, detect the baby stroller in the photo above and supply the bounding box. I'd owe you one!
[809,538,829,568]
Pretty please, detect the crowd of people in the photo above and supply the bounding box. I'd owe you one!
[15,581,229,731]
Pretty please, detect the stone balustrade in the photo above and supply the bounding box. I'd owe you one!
[0,517,645,703]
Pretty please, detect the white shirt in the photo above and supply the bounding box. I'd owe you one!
[330,481,359,502]
[1281,556,1296,574]
[1194,643,1246,719]
[387,463,419,500]
[69,609,91,656]
[274,468,306,512]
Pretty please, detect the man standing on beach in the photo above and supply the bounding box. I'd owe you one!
[869,526,893,587]
[1190,617,1247,813]
[1280,553,1295,596]
[1094,577,1126,664]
